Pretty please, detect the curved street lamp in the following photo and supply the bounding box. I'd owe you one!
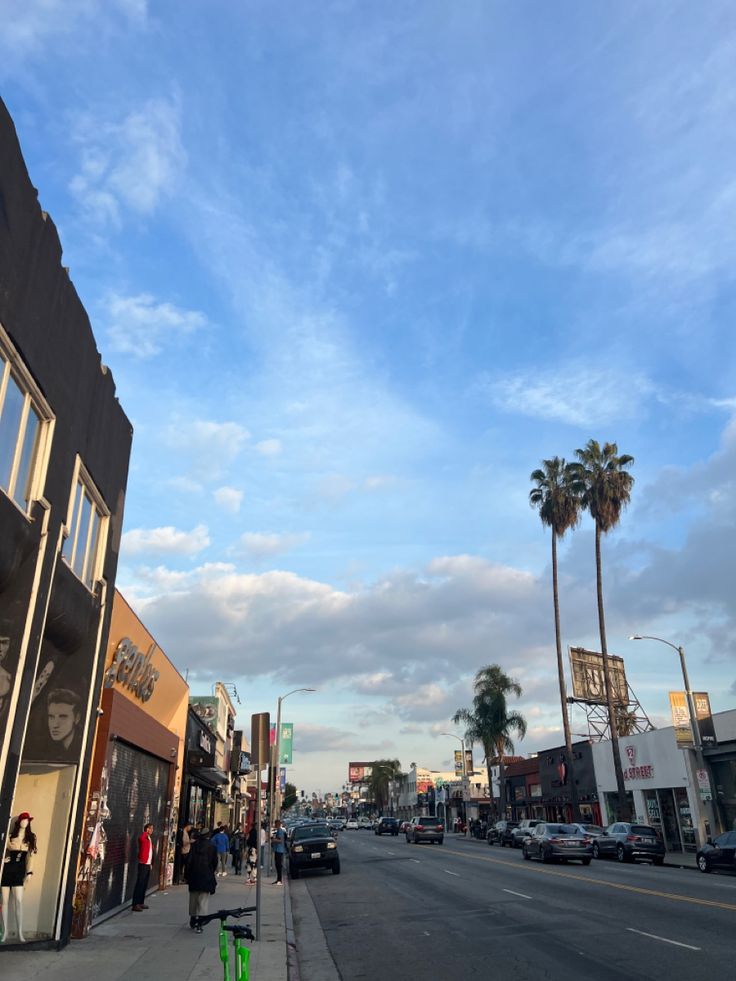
[629,634,719,841]
[440,732,467,829]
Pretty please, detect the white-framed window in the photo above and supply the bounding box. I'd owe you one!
[62,461,109,590]
[0,327,54,514]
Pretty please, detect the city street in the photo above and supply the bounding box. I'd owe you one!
[291,832,736,981]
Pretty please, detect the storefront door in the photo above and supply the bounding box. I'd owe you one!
[658,789,683,853]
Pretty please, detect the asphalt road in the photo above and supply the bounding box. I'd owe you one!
[290,830,736,981]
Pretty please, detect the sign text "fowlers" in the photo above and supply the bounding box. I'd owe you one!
[103,637,160,702]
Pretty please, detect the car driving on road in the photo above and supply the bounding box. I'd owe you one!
[592,823,665,864]
[289,822,340,878]
[522,822,593,864]
[374,817,400,836]
[345,819,359,830]
[405,816,444,845]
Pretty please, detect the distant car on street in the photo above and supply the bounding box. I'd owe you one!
[510,819,543,848]
[345,819,359,830]
[696,831,736,874]
[487,820,519,847]
[374,817,400,836]
[405,817,444,845]
[522,822,593,865]
[592,823,665,864]
[358,817,373,830]
[570,823,605,840]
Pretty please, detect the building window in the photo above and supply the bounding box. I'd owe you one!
[62,462,108,590]
[0,333,53,514]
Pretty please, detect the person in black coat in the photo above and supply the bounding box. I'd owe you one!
[187,829,218,931]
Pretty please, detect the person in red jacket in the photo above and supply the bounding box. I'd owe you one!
[132,823,154,911]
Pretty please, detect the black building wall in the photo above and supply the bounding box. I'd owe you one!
[0,96,132,948]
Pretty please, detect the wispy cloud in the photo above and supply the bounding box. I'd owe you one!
[235,532,310,560]
[122,523,210,557]
[213,486,244,514]
[254,438,283,457]
[480,363,656,427]
[69,95,185,227]
[162,419,249,481]
[104,292,207,358]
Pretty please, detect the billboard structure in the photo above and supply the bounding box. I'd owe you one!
[568,647,654,741]
[348,762,375,784]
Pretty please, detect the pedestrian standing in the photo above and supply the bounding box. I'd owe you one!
[260,822,267,867]
[271,819,286,884]
[187,830,218,932]
[131,823,154,911]
[211,825,229,876]
[246,824,258,884]
[230,827,243,875]
[180,823,193,883]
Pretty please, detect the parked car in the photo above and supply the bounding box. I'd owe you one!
[374,817,400,836]
[522,822,593,865]
[398,820,410,833]
[570,823,605,841]
[510,818,543,848]
[288,823,340,878]
[696,831,736,873]
[405,816,444,844]
[345,819,359,830]
[487,820,519,847]
[592,823,665,864]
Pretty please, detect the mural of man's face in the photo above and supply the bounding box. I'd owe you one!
[48,701,80,747]
[0,665,11,697]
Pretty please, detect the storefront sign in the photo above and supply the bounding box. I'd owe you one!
[198,729,213,754]
[669,691,694,748]
[694,693,717,747]
[623,744,654,781]
[103,638,160,703]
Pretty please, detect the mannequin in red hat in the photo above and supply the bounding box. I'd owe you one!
[1,813,37,943]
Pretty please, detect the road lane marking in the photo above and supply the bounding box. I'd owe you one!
[626,928,700,951]
[444,870,460,876]
[423,931,431,936]
[438,847,736,913]
[410,858,421,863]
[503,889,532,899]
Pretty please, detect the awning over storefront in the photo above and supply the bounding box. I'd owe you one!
[190,765,229,789]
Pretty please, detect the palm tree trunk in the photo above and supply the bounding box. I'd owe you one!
[552,530,581,822]
[595,523,630,821]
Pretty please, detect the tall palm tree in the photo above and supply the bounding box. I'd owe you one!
[572,439,634,821]
[452,665,527,821]
[367,759,402,815]
[529,457,582,822]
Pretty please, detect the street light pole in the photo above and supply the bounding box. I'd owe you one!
[266,686,315,875]
[440,732,467,831]
[630,635,719,843]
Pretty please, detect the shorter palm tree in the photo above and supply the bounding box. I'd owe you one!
[367,759,402,814]
[452,665,527,821]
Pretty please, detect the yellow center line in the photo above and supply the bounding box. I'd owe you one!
[436,846,736,912]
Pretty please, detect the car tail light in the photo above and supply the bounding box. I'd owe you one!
[436,824,444,831]
[416,824,424,831]
[626,835,640,842]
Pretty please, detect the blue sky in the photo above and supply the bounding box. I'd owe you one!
[2,1,735,793]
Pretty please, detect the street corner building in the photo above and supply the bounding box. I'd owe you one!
[0,97,132,948]
[71,591,189,937]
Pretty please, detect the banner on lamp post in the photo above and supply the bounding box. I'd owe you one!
[279,723,294,764]
[454,750,464,775]
[694,693,717,746]
[464,749,474,775]
[279,767,287,792]
[669,692,694,748]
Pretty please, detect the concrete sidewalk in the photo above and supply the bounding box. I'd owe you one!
[0,873,289,981]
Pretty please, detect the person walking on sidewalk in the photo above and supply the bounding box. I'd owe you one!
[271,819,286,884]
[230,827,244,875]
[187,830,218,932]
[245,824,258,884]
[131,823,154,911]
[179,822,193,883]
[211,825,230,877]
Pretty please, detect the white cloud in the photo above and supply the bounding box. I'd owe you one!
[254,439,282,457]
[236,532,310,560]
[70,96,185,227]
[480,363,656,427]
[104,292,207,358]
[121,523,210,557]
[162,419,249,481]
[166,476,203,495]
[213,486,244,514]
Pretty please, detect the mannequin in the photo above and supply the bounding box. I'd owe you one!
[1,812,36,943]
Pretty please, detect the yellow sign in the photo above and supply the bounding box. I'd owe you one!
[669,691,693,748]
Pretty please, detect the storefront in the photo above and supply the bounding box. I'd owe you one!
[179,707,229,832]
[0,98,132,951]
[539,740,602,825]
[70,592,188,936]
[503,758,542,821]
[592,726,699,852]
[707,709,736,834]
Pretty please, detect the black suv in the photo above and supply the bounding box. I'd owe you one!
[374,817,400,836]
[289,823,340,877]
[487,820,519,847]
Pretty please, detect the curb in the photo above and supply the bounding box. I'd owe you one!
[284,877,300,981]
